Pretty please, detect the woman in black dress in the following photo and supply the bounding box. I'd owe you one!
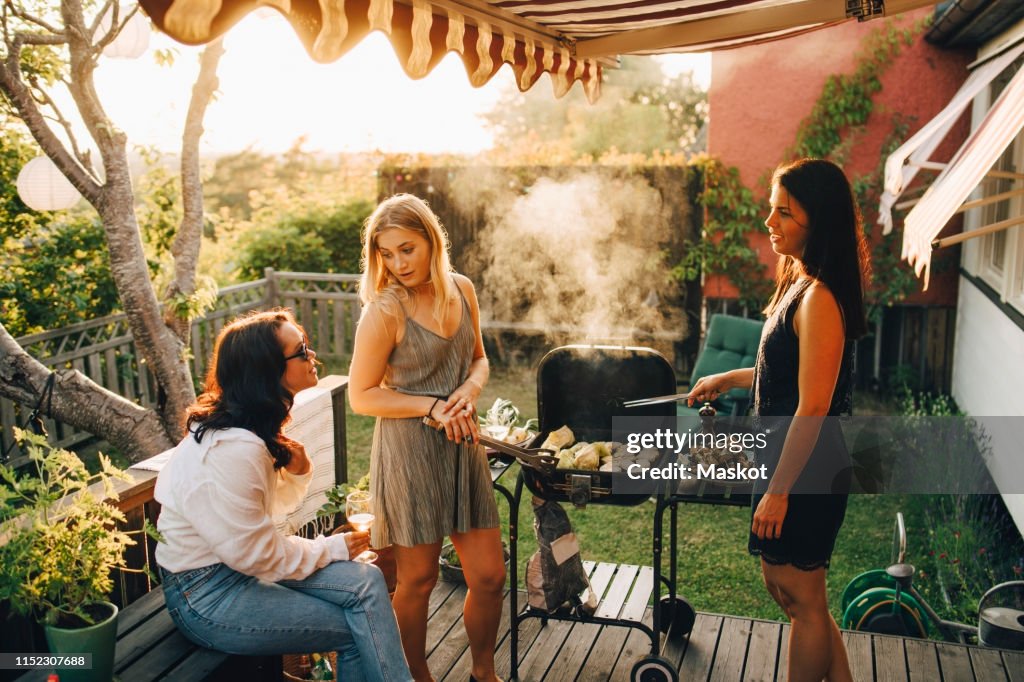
[690,158,867,682]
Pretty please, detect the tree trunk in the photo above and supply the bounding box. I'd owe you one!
[166,38,226,341]
[96,180,197,441]
[0,327,175,460]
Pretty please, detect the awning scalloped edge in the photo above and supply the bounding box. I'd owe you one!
[138,0,602,102]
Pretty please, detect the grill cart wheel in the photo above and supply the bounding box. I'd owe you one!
[659,596,696,637]
[631,655,678,682]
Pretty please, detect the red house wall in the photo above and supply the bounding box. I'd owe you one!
[706,8,973,306]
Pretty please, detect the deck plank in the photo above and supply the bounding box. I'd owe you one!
[608,617,658,682]
[844,630,874,682]
[493,607,545,681]
[425,583,469,655]
[778,623,790,678]
[419,583,1006,682]
[1003,651,1024,682]
[516,616,575,680]
[428,579,459,618]
[969,646,1009,682]
[512,565,615,682]
[543,563,621,681]
[440,589,514,682]
[428,589,514,679]
[903,637,940,682]
[744,620,782,682]
[708,617,751,682]
[577,623,632,681]
[678,613,724,680]
[937,642,975,682]
[872,635,908,682]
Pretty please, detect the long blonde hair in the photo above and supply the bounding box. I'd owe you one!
[359,193,456,326]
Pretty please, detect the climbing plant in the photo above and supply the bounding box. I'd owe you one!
[675,156,771,310]
[675,16,931,315]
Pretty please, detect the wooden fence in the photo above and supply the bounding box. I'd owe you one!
[1,269,361,465]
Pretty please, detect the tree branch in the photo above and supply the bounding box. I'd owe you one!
[165,37,224,341]
[60,0,124,170]
[0,27,102,201]
[28,76,91,169]
[86,0,114,38]
[91,2,141,56]
[6,2,63,36]
[0,324,176,462]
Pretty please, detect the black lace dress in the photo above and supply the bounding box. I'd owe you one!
[748,278,854,571]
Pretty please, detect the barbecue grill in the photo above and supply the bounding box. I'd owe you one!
[496,345,752,682]
[524,344,676,506]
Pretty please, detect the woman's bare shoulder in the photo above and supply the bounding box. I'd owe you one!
[358,298,403,341]
[452,272,475,291]
[797,280,843,333]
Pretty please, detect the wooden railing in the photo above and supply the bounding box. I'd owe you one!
[3,266,688,463]
[2,271,360,465]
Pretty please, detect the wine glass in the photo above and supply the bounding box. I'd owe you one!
[345,491,377,563]
[483,423,511,441]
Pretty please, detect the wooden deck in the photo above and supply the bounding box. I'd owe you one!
[425,566,1024,682]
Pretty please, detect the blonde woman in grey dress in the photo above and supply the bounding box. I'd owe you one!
[349,194,504,682]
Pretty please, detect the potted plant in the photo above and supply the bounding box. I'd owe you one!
[0,429,142,682]
[439,542,510,584]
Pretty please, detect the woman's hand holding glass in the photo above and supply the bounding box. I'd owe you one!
[344,530,371,558]
[345,491,378,563]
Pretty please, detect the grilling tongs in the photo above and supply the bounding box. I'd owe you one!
[622,392,691,408]
[421,417,559,474]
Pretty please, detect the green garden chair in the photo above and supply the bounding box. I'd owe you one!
[678,313,764,417]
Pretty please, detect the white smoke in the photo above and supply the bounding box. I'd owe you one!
[450,169,685,347]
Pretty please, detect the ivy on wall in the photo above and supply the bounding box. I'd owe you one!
[674,156,772,310]
[676,17,931,316]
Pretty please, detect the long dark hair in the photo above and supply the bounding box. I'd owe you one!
[186,309,301,469]
[764,158,870,339]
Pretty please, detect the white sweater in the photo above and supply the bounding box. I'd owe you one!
[155,427,349,582]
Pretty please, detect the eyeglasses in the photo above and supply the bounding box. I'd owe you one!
[284,342,312,362]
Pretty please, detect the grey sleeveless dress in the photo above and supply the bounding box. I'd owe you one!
[369,286,500,548]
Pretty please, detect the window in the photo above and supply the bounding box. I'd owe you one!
[973,57,1024,311]
[978,143,1014,282]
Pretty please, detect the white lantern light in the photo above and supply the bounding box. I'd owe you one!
[16,156,82,211]
[96,6,151,59]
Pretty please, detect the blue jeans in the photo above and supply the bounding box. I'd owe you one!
[161,562,411,682]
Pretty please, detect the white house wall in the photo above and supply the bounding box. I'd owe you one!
[951,277,1024,530]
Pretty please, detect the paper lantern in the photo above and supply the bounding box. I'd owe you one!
[96,6,150,59]
[16,156,82,211]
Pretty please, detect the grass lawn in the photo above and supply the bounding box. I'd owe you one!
[324,358,909,623]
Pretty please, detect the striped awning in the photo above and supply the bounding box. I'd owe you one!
[882,43,1024,288]
[137,0,937,102]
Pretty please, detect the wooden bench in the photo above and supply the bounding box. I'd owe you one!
[14,375,350,682]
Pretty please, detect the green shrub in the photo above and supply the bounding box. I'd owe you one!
[236,199,372,280]
[908,495,1024,627]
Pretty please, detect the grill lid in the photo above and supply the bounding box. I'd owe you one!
[536,345,676,439]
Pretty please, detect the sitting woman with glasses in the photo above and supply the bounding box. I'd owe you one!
[155,309,412,682]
